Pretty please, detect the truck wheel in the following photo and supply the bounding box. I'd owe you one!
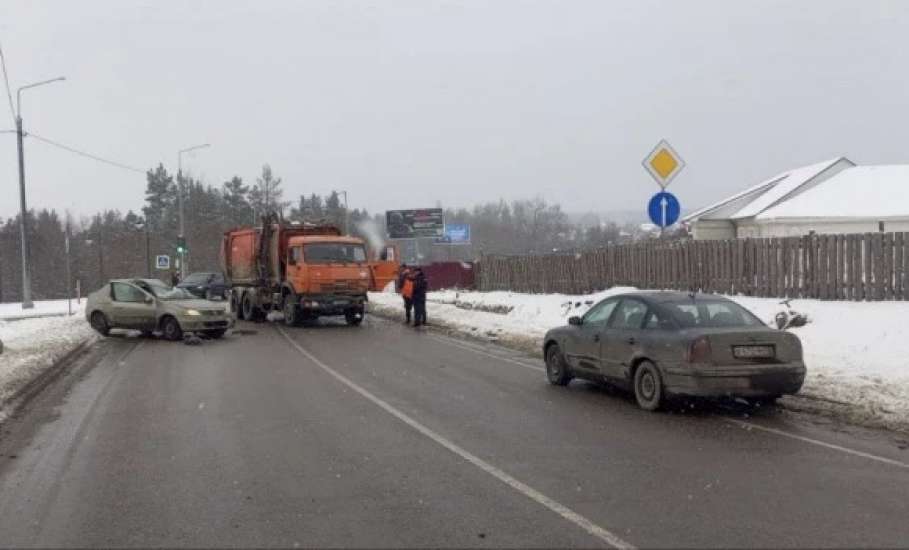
[345,309,364,326]
[242,292,261,322]
[232,292,244,320]
[284,298,301,327]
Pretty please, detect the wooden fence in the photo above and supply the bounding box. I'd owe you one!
[475,232,909,300]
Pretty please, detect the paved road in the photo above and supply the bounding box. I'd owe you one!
[1,315,908,548]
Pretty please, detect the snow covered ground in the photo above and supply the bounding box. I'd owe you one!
[369,288,909,430]
[0,299,83,320]
[0,301,93,417]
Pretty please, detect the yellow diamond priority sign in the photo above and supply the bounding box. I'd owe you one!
[643,139,685,188]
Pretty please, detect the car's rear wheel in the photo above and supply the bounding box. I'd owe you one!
[545,344,572,386]
[161,316,183,341]
[90,311,110,336]
[634,360,664,411]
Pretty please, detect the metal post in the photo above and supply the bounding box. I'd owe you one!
[145,229,151,277]
[16,115,33,309]
[97,220,105,284]
[65,230,72,316]
[177,153,186,279]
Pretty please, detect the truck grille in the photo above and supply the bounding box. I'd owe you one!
[322,280,366,294]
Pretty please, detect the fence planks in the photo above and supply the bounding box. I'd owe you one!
[475,231,908,301]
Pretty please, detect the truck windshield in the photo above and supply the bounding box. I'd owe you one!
[304,243,367,264]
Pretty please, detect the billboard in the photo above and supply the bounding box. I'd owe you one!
[437,223,471,244]
[386,208,444,239]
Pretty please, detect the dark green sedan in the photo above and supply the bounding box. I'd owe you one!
[542,291,806,411]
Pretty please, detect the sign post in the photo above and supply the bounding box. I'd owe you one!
[642,139,685,236]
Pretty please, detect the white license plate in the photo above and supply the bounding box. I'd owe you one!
[733,345,775,359]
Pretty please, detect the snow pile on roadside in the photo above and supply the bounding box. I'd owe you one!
[0,313,94,413]
[0,299,83,320]
[369,289,909,429]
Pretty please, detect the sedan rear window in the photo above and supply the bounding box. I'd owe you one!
[664,300,764,328]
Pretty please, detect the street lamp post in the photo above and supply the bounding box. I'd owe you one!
[15,76,65,309]
[134,219,151,277]
[177,143,210,278]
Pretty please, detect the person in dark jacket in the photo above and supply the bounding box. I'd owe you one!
[411,267,428,327]
[170,270,180,287]
[397,264,414,324]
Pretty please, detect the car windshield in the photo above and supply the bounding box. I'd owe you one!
[142,281,194,300]
[663,300,765,328]
[304,243,367,264]
[182,273,213,284]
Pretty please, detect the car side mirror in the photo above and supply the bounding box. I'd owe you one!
[144,296,154,305]
[568,316,582,326]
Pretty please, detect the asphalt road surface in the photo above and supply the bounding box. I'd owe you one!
[1,315,908,548]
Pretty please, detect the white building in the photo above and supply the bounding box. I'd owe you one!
[683,157,909,239]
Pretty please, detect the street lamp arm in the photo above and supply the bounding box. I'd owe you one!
[178,143,211,155]
[16,76,66,116]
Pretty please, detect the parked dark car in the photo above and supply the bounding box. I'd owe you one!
[177,272,229,300]
[542,291,805,411]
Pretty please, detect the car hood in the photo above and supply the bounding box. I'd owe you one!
[161,298,225,312]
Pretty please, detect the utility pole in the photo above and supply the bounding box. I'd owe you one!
[65,227,72,316]
[177,143,210,279]
[15,114,30,307]
[15,76,65,309]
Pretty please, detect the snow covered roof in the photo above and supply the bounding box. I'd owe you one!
[730,158,848,219]
[758,165,909,220]
[683,157,854,222]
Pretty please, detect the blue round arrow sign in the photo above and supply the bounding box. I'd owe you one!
[648,191,681,228]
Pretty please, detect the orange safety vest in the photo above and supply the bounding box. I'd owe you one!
[401,278,414,299]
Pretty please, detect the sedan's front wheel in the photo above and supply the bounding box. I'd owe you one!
[161,316,184,341]
[545,344,572,386]
[90,311,110,336]
[634,360,664,411]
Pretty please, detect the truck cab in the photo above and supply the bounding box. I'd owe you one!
[283,235,372,324]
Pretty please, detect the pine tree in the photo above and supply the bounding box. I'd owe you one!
[222,176,252,227]
[249,164,289,218]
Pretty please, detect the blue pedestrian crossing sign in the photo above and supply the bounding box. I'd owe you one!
[648,191,681,228]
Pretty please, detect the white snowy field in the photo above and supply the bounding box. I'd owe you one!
[369,288,909,429]
[0,301,93,415]
[0,299,83,320]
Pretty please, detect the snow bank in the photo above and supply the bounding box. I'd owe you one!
[369,289,909,429]
[0,299,83,320]
[0,306,93,416]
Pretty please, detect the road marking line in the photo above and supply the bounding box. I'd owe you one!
[428,331,909,471]
[277,327,634,549]
[428,334,545,372]
[725,419,909,470]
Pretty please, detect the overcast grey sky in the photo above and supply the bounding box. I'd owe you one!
[1,0,907,221]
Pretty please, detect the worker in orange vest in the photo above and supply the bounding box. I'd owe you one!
[398,264,414,324]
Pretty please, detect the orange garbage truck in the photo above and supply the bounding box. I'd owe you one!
[222,214,398,326]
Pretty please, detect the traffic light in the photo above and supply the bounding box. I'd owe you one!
[176,236,187,254]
